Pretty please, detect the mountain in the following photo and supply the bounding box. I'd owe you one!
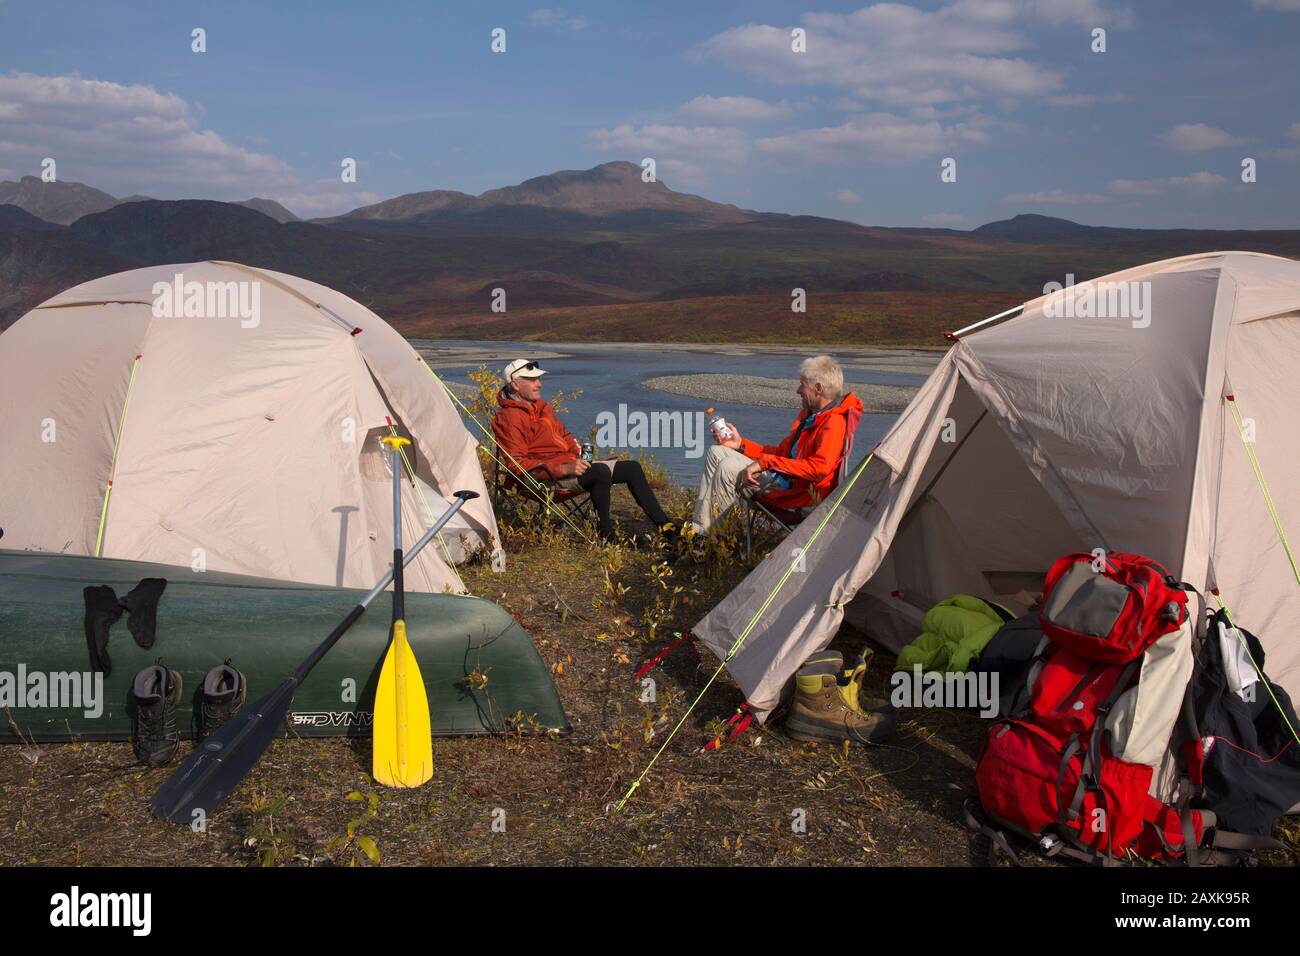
[973,214,1111,242]
[237,198,300,223]
[0,204,60,233]
[0,177,120,225]
[326,161,752,239]
[476,162,749,220]
[339,189,477,221]
[2,167,1297,345]
[0,228,136,328]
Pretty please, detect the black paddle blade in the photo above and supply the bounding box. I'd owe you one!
[150,679,297,826]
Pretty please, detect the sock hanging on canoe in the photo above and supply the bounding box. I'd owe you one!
[82,585,123,675]
[120,577,167,649]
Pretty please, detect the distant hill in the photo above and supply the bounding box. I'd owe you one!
[2,165,1297,343]
[0,177,120,225]
[0,204,60,233]
[325,161,753,239]
[237,198,300,223]
[0,229,136,329]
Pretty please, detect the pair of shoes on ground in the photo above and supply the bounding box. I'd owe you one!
[131,661,247,766]
[785,648,897,744]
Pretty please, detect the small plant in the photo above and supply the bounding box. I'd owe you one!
[326,790,382,867]
[244,791,294,867]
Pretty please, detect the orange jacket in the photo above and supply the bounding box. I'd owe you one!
[740,393,864,509]
[492,387,581,481]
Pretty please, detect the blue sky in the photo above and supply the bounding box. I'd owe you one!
[1,0,1298,227]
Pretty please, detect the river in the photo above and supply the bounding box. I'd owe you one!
[412,339,940,486]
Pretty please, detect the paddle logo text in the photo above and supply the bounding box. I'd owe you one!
[49,886,151,936]
[0,665,102,718]
[151,272,262,328]
[594,404,706,459]
[890,665,999,718]
[1042,273,1152,328]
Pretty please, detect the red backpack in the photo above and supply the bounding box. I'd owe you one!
[972,552,1213,864]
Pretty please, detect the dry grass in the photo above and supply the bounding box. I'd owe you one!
[1,490,1294,867]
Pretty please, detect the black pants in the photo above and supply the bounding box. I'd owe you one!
[577,460,672,538]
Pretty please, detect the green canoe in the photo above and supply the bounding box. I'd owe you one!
[0,550,569,741]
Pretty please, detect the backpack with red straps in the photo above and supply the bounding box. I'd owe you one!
[968,550,1292,866]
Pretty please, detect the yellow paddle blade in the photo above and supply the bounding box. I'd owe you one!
[372,620,433,788]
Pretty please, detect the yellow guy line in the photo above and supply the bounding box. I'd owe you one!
[614,451,876,812]
[1226,395,1299,585]
[94,353,143,557]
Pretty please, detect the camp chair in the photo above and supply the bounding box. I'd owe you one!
[491,455,595,532]
[741,405,862,563]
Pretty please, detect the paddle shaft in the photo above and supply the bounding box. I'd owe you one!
[152,488,479,823]
[291,493,469,685]
[391,445,405,624]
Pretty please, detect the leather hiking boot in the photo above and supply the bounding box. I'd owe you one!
[197,661,247,740]
[131,663,183,766]
[786,648,896,744]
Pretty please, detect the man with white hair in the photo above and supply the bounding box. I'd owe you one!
[691,355,863,534]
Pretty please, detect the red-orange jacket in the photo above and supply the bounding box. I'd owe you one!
[492,387,580,481]
[740,393,864,509]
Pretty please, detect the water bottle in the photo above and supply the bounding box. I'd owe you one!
[707,408,734,442]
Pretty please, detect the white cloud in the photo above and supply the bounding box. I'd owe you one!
[691,2,1129,109]
[0,72,295,197]
[1049,92,1127,107]
[694,6,1065,107]
[756,113,950,164]
[275,184,383,218]
[1027,0,1135,28]
[1252,0,1300,11]
[587,123,750,184]
[1107,177,1165,196]
[1160,123,1244,152]
[679,96,792,123]
[834,188,862,203]
[1002,188,1111,204]
[1168,171,1228,190]
[1107,171,1228,195]
[0,72,393,216]
[529,8,590,31]
[922,212,965,225]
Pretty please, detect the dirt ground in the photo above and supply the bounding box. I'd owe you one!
[1,486,1294,867]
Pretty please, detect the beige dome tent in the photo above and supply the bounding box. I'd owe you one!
[692,252,1300,720]
[0,262,499,593]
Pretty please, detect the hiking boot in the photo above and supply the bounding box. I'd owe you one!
[131,664,183,766]
[785,648,896,744]
[197,661,246,740]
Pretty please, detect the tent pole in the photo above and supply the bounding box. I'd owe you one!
[946,303,1024,341]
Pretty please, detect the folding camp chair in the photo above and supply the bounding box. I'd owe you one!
[492,455,596,532]
[741,406,862,563]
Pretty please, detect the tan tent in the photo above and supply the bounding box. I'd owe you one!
[692,252,1300,720]
[0,262,499,593]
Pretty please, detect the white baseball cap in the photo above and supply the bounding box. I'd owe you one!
[504,359,547,381]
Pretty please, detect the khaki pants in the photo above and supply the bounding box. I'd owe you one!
[691,445,753,533]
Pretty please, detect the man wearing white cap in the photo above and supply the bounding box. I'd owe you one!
[492,359,677,547]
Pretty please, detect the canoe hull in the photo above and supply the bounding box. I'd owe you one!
[0,550,569,741]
